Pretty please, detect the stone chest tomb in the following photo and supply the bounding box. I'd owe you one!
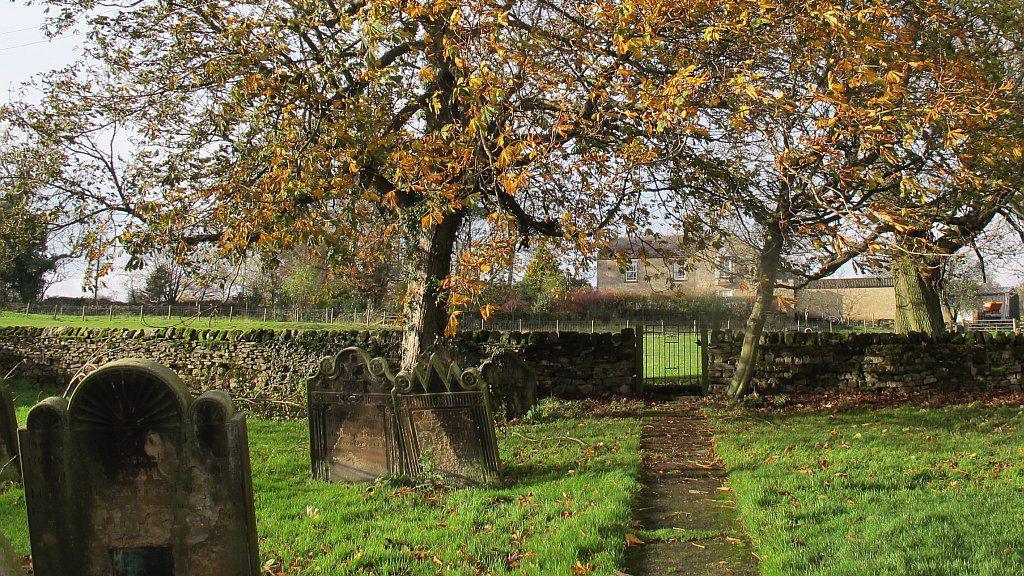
[308,347,501,485]
[19,359,259,576]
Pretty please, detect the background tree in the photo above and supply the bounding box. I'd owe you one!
[884,0,1024,334]
[0,193,58,303]
[136,262,188,305]
[515,243,577,314]
[937,253,985,325]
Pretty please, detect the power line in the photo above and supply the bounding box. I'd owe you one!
[0,24,45,37]
[0,32,79,53]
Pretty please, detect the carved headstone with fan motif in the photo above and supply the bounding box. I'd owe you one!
[19,359,259,576]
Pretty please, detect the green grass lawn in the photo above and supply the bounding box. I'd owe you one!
[0,311,373,332]
[0,381,642,575]
[711,402,1024,576]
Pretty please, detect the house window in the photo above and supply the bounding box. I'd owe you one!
[718,289,734,298]
[716,255,734,278]
[672,263,687,281]
[624,260,639,283]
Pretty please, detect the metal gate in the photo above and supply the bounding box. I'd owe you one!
[641,323,707,389]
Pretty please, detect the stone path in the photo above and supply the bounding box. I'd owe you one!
[623,397,760,576]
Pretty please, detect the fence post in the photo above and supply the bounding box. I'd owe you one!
[634,324,645,393]
[25,303,30,316]
[139,305,144,322]
[263,307,268,322]
[108,305,113,320]
[53,305,58,319]
[591,319,595,333]
[555,319,560,334]
[519,318,523,332]
[700,322,710,392]
[81,305,86,321]
[167,305,172,320]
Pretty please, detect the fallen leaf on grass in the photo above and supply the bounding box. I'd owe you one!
[625,533,645,547]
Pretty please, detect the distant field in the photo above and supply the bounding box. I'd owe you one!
[0,311,376,332]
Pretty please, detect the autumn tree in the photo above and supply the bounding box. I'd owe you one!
[884,0,1024,335]
[642,0,1022,397]
[5,0,719,368]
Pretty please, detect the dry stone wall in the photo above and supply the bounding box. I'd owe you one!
[706,330,1024,395]
[0,326,640,417]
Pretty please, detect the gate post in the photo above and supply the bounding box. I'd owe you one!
[699,322,710,394]
[633,325,645,394]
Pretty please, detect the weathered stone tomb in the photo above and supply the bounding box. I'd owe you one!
[19,358,259,576]
[0,380,18,483]
[308,347,501,485]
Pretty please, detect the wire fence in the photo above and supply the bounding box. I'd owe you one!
[0,302,399,327]
[1,302,894,334]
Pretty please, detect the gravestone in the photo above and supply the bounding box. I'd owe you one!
[0,381,18,483]
[479,350,538,420]
[0,531,18,576]
[307,348,501,485]
[307,348,404,482]
[395,352,502,484]
[19,359,259,576]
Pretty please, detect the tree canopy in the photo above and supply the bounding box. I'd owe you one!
[2,0,1021,376]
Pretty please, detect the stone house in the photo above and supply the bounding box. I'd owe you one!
[595,236,757,299]
[595,237,898,322]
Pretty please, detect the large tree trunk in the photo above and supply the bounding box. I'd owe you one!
[893,257,945,336]
[728,228,783,399]
[400,211,465,371]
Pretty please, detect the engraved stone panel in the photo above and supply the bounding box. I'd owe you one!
[19,359,259,576]
[398,392,501,485]
[307,349,403,482]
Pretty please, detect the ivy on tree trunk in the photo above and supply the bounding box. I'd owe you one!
[893,257,945,337]
[400,211,465,371]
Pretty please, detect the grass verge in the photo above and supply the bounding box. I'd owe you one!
[0,311,374,332]
[710,401,1024,576]
[0,381,642,575]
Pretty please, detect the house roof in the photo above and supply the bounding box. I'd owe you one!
[604,235,691,259]
[803,276,894,290]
